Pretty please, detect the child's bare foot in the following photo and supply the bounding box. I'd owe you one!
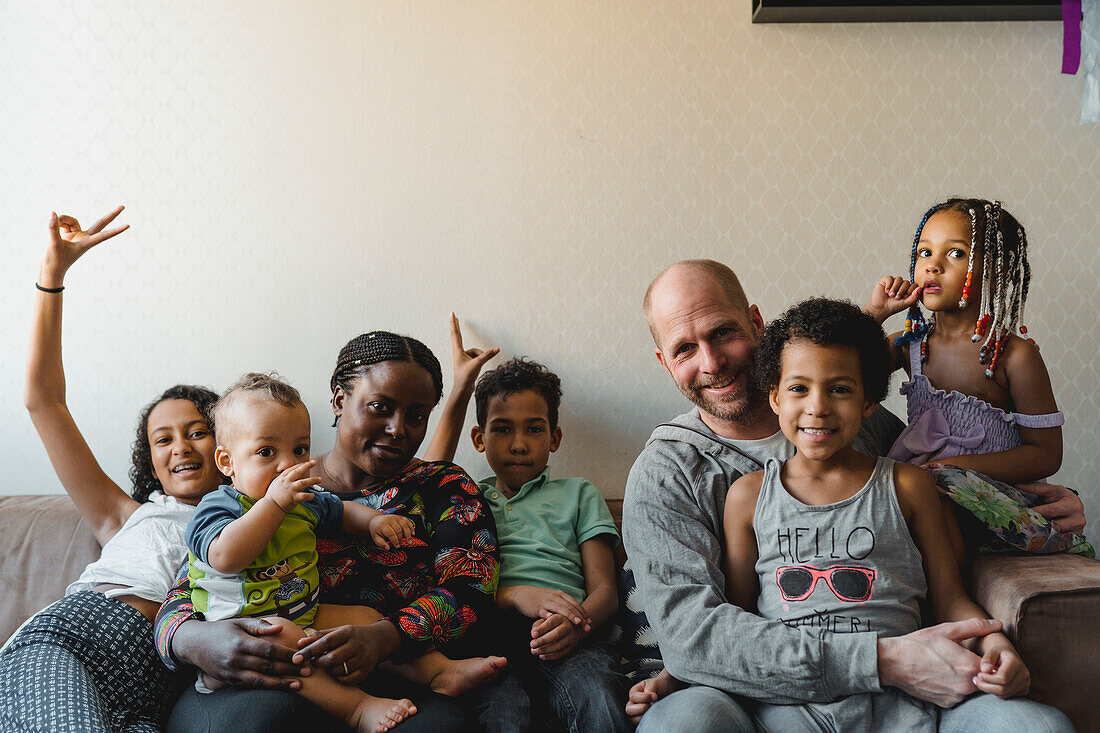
[352,695,417,733]
[430,655,508,697]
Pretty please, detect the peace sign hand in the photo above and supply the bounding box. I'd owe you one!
[40,206,129,287]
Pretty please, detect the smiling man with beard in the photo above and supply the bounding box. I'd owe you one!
[621,259,1082,732]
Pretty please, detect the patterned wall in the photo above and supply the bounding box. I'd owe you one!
[2,2,1098,531]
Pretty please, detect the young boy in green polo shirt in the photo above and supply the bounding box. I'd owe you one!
[469,358,630,733]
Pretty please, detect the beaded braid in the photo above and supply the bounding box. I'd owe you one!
[904,198,1035,378]
[897,205,939,346]
[329,331,444,414]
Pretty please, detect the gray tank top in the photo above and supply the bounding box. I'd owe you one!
[753,456,926,638]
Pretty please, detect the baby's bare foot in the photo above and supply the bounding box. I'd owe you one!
[353,695,417,733]
[431,655,508,697]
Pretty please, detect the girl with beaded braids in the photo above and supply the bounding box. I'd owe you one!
[865,199,1090,556]
[159,329,504,733]
[0,208,227,732]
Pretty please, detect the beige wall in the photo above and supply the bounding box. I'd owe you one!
[2,2,1098,531]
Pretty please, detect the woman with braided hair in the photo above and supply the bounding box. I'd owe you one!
[865,198,1090,557]
[160,330,503,732]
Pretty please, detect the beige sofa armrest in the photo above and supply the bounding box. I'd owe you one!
[970,553,1100,733]
[0,496,100,644]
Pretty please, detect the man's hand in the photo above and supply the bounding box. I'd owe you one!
[265,461,320,514]
[369,512,416,550]
[1020,482,1086,534]
[172,617,306,691]
[497,585,590,629]
[975,633,1030,699]
[877,618,1003,707]
[529,613,584,660]
[864,276,922,324]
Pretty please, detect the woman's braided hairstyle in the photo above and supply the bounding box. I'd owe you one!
[129,384,220,503]
[329,332,444,420]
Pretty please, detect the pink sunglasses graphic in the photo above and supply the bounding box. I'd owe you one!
[776,564,876,603]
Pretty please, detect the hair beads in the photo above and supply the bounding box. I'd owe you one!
[960,208,977,308]
[901,198,1034,379]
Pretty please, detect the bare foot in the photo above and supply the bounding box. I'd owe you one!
[430,655,508,697]
[352,695,417,733]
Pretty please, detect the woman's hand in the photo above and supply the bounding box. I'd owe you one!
[172,617,306,691]
[39,207,129,288]
[293,619,401,686]
[1021,481,1086,534]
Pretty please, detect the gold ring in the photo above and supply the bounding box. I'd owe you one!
[342,661,349,676]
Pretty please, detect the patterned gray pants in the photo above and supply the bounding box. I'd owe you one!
[0,591,175,733]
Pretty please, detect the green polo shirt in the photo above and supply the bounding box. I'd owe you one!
[479,469,619,603]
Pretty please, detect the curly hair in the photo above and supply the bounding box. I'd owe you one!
[474,357,563,429]
[756,298,891,405]
[129,384,220,503]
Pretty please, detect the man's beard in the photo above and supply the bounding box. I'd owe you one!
[678,370,767,425]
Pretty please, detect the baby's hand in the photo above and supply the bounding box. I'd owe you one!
[449,312,499,392]
[975,635,1030,699]
[369,513,416,550]
[529,613,584,660]
[865,276,922,324]
[266,461,320,514]
[625,669,684,724]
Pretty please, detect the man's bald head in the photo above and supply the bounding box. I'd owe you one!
[643,259,751,349]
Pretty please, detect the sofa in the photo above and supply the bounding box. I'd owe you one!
[2,494,1099,731]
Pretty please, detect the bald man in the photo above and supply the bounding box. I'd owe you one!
[621,259,1078,732]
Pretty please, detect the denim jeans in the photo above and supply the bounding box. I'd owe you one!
[939,693,1073,733]
[635,685,756,733]
[638,685,1073,733]
[470,638,630,733]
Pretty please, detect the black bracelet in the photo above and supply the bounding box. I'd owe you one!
[1066,487,1080,496]
[35,283,64,293]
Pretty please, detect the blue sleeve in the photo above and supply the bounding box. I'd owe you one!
[575,480,620,547]
[185,489,244,563]
[304,490,345,535]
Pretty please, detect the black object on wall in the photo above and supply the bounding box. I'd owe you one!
[751,1,1061,23]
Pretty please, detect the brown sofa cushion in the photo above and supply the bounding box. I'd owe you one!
[0,495,100,644]
[970,553,1100,733]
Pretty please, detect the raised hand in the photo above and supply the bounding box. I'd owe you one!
[449,312,500,392]
[865,276,922,324]
[266,460,321,514]
[40,206,129,287]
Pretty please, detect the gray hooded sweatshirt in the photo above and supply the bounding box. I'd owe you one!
[621,406,903,705]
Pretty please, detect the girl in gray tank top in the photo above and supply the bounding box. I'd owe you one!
[721,299,1034,732]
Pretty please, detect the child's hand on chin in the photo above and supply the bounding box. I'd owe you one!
[864,275,922,324]
[266,461,320,513]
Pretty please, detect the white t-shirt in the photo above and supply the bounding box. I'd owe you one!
[66,492,195,603]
